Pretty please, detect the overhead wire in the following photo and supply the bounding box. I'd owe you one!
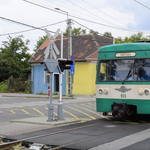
[23,0,150,34]
[43,0,110,23]
[81,0,128,27]
[67,0,121,28]
[134,0,150,10]
[0,19,67,36]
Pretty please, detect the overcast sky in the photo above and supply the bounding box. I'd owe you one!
[0,0,150,54]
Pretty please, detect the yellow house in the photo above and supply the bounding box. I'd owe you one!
[29,34,113,95]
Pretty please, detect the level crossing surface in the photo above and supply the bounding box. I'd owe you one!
[4,116,150,150]
[1,94,150,149]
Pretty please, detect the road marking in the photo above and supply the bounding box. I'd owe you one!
[81,104,96,109]
[88,103,93,105]
[90,127,150,150]
[124,119,138,124]
[33,108,45,116]
[45,107,57,116]
[139,120,146,123]
[113,121,139,124]
[21,109,30,115]
[65,105,96,120]
[0,111,2,113]
[54,106,79,119]
[10,110,15,114]
[63,109,79,119]
[74,104,111,121]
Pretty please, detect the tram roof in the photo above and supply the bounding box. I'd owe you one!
[98,43,150,53]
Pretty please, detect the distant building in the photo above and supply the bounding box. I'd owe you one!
[29,34,113,95]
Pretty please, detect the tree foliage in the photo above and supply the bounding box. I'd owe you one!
[115,32,148,44]
[104,31,113,38]
[0,35,31,82]
[63,27,87,36]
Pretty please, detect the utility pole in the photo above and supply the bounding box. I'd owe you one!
[58,31,63,120]
[68,19,72,96]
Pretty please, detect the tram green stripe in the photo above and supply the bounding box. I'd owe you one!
[96,98,150,114]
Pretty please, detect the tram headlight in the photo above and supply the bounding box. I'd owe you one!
[144,88,150,95]
[104,88,109,94]
[99,88,103,94]
[138,89,144,95]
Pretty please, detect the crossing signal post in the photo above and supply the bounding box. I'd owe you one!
[57,58,73,120]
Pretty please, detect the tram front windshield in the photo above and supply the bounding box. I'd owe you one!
[98,59,150,81]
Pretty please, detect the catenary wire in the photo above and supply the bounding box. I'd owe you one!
[134,0,150,10]
[0,16,57,34]
[0,16,112,42]
[67,0,121,28]
[43,0,113,24]
[81,0,128,27]
[0,20,67,36]
[23,0,150,34]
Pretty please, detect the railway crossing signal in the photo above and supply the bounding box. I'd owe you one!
[44,28,60,121]
[58,58,73,72]
[44,28,60,59]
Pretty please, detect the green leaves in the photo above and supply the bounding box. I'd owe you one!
[0,35,31,82]
[115,32,148,44]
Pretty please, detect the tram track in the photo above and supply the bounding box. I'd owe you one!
[1,117,146,150]
[0,120,110,150]
[51,122,140,150]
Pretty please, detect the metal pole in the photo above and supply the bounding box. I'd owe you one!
[68,19,72,96]
[47,42,54,121]
[58,31,63,120]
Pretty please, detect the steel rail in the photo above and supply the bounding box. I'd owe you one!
[0,120,110,149]
[51,123,141,150]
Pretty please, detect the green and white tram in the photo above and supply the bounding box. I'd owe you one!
[96,43,150,117]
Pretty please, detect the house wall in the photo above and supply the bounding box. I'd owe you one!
[71,62,97,95]
[31,64,66,94]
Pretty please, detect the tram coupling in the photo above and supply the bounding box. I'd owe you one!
[112,102,128,118]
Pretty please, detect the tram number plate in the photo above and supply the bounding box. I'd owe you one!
[121,94,126,98]
[28,143,44,150]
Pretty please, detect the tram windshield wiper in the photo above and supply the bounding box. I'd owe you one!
[122,69,131,84]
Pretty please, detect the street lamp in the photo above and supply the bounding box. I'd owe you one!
[55,8,68,24]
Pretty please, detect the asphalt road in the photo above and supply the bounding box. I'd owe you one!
[1,96,150,150]
[0,96,98,122]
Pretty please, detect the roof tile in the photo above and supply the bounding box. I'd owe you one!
[29,34,113,63]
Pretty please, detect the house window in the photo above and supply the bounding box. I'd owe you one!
[45,70,50,83]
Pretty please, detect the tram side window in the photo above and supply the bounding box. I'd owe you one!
[99,61,110,81]
[138,59,150,81]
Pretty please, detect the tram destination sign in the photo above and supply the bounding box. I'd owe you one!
[116,52,136,57]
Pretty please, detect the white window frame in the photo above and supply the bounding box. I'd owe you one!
[44,70,50,83]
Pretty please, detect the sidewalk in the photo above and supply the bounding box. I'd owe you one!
[0,93,96,99]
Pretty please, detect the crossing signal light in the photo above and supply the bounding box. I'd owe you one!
[58,59,73,72]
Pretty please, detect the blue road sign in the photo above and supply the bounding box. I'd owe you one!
[70,61,75,75]
[71,55,74,61]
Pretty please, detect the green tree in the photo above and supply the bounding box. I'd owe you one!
[89,30,98,35]
[63,27,87,36]
[0,35,31,82]
[115,32,149,44]
[104,31,113,38]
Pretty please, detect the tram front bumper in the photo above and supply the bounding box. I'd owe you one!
[112,102,128,118]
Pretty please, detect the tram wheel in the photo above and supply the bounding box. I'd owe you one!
[103,112,108,116]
